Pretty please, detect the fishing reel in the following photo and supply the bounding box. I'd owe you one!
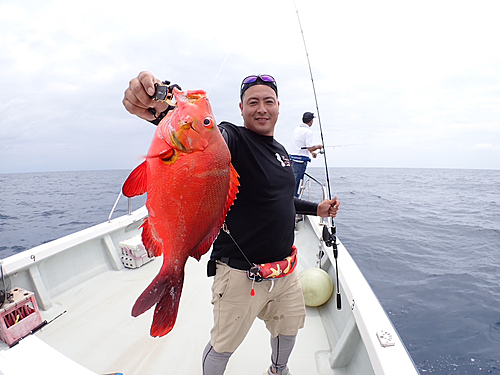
[322,223,336,248]
[150,80,182,106]
[148,80,182,124]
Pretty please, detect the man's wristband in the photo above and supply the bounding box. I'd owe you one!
[149,105,176,126]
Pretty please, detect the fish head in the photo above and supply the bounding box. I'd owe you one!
[148,88,218,163]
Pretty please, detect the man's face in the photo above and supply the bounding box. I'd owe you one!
[239,85,279,136]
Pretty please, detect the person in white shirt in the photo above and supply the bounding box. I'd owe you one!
[289,112,323,197]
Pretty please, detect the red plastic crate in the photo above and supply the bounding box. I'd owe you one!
[0,288,43,346]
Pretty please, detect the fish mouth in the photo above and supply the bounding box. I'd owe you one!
[169,128,188,152]
[169,119,199,152]
[147,117,200,161]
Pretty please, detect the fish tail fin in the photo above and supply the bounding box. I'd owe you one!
[131,256,172,317]
[150,272,184,337]
[131,272,166,318]
[131,261,185,337]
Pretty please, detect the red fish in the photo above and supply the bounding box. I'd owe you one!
[122,88,239,337]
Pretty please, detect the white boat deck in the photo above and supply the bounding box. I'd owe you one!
[34,254,331,375]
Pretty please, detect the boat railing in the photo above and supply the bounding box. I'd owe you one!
[297,172,333,227]
[298,172,327,202]
[108,191,133,222]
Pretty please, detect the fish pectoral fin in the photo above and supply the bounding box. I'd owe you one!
[122,161,147,197]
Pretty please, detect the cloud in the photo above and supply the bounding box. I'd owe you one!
[1,0,500,173]
[476,143,493,150]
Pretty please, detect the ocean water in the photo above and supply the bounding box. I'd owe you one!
[0,170,146,258]
[0,167,499,374]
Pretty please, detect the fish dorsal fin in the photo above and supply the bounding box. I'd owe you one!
[190,163,240,261]
[122,161,147,197]
[226,163,240,214]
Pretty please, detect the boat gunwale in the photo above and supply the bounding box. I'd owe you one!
[304,215,419,374]
[1,207,148,275]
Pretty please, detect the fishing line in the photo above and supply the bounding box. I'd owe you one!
[208,51,231,96]
[293,0,342,310]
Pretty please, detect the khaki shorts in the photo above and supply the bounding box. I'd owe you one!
[210,261,306,353]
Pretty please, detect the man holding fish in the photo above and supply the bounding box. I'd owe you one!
[123,72,340,375]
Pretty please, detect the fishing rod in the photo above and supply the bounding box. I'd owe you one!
[302,144,355,155]
[293,0,341,310]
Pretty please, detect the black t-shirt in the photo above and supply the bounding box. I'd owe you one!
[211,122,316,264]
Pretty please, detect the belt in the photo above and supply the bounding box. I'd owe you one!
[216,246,298,278]
[289,154,311,163]
[217,257,251,271]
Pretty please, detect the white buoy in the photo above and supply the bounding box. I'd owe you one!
[299,268,334,307]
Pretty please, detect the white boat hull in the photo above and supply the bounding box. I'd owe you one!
[0,208,418,374]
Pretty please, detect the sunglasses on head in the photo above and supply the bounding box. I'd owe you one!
[241,74,276,88]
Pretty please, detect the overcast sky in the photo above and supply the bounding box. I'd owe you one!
[1,0,499,174]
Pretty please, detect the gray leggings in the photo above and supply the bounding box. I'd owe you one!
[202,334,296,375]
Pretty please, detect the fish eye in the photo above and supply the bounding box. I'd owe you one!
[203,117,213,128]
[160,149,175,163]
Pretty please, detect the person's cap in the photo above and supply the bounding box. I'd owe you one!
[302,112,315,123]
[240,74,278,100]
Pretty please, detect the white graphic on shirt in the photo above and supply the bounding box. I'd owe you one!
[275,153,286,167]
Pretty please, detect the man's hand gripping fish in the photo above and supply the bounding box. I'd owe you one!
[122,88,239,337]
